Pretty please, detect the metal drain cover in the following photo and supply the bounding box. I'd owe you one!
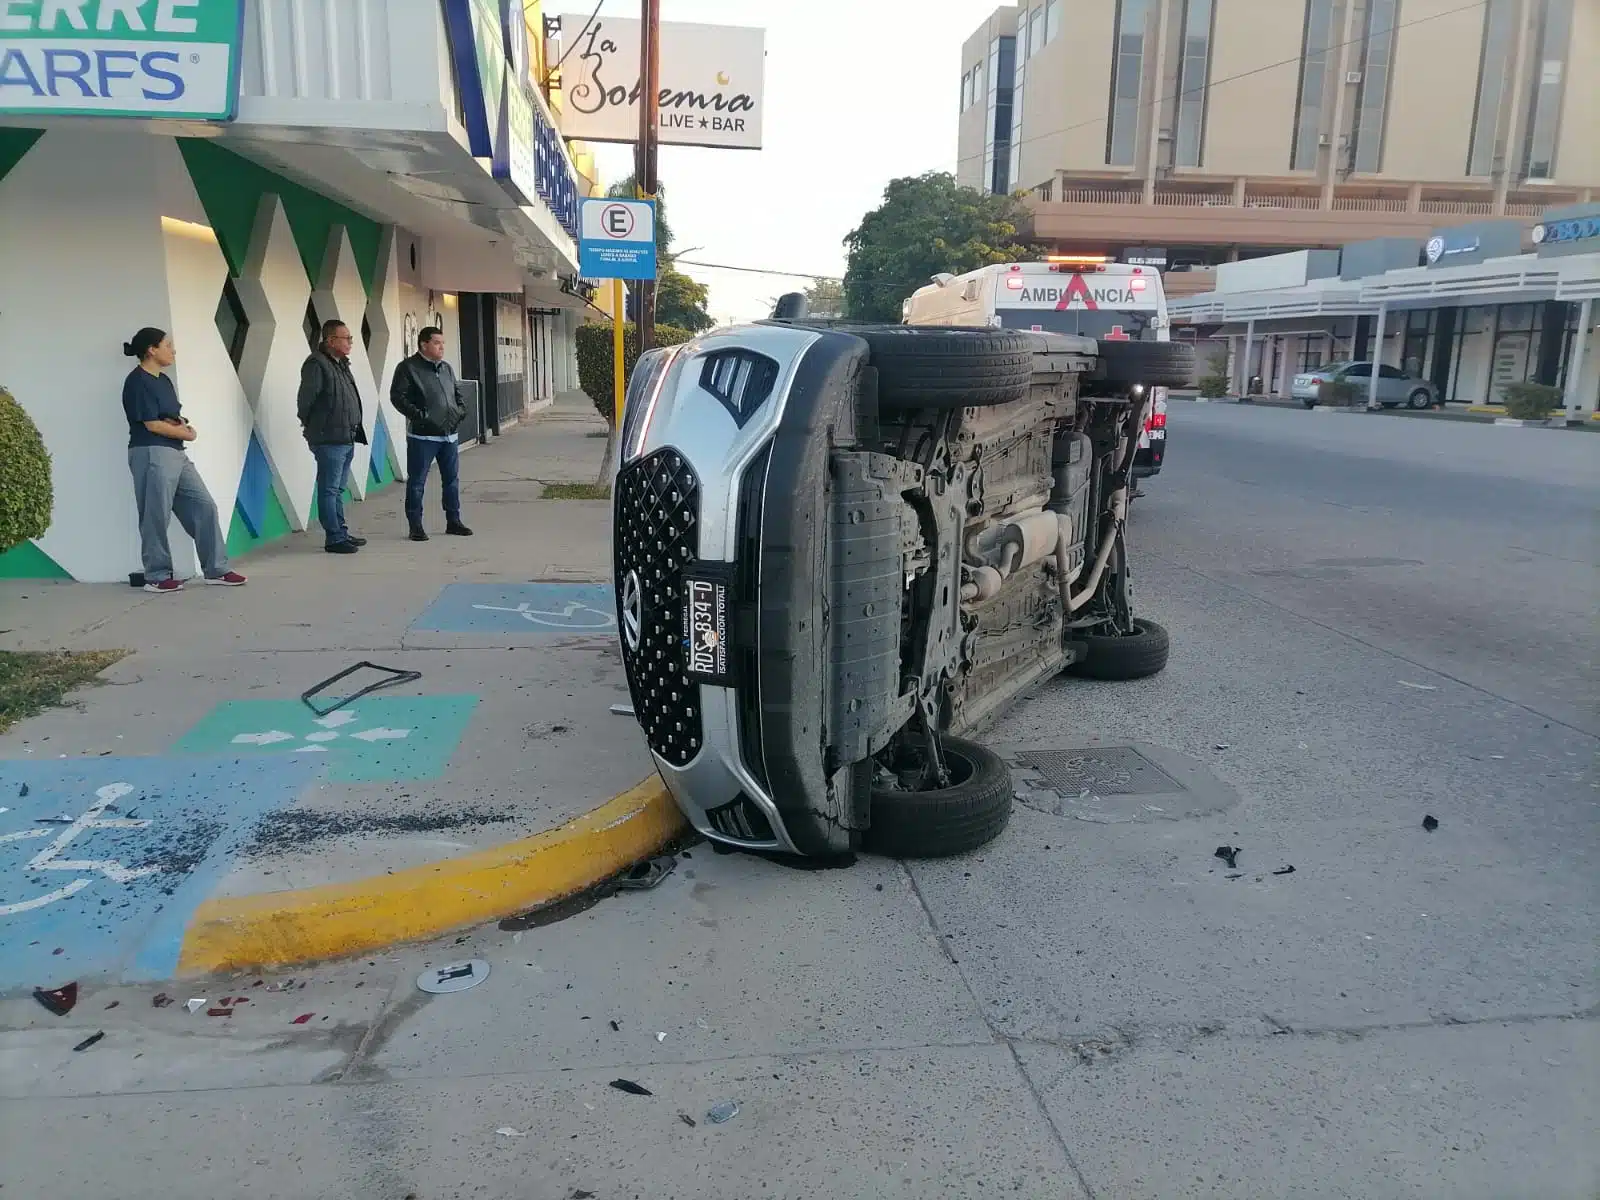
[1001,740,1237,824]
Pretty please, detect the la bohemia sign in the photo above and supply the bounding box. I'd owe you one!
[0,1,243,121]
[554,13,764,151]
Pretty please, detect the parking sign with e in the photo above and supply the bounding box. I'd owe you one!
[579,198,657,281]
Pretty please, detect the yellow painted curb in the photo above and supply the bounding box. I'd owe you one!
[177,777,685,975]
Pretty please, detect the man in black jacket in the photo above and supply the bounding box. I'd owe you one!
[297,320,368,554]
[390,326,472,542]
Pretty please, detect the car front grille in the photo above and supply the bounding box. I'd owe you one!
[706,793,776,843]
[615,449,703,767]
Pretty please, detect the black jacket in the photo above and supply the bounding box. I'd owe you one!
[389,353,465,438]
[297,349,368,446]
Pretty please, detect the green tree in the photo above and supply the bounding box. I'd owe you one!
[803,277,846,318]
[0,387,52,551]
[843,172,1042,322]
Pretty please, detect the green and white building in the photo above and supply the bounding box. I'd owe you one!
[0,1,590,581]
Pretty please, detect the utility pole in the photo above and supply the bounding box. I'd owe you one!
[636,0,662,353]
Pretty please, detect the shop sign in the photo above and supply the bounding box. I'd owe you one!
[0,0,244,120]
[1425,231,1480,265]
[552,13,764,150]
[1532,216,1600,247]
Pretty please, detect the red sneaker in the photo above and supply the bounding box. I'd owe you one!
[143,578,184,593]
[205,571,248,587]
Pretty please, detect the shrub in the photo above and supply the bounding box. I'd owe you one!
[576,322,695,425]
[1501,381,1560,422]
[1196,348,1229,398]
[0,387,52,552]
[1317,378,1364,408]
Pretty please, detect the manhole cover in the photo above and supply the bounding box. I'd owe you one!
[1017,746,1182,796]
[1002,740,1238,824]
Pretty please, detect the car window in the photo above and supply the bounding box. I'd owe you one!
[1342,363,1371,378]
[1378,365,1406,379]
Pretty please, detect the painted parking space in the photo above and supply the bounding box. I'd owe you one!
[171,696,479,783]
[0,757,317,989]
[410,582,617,636]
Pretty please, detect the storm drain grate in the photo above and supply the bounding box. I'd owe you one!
[1017,747,1185,797]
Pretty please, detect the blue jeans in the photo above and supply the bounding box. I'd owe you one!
[405,437,461,525]
[311,442,355,546]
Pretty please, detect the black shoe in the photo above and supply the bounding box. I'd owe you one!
[445,521,474,537]
[325,540,360,555]
[346,536,368,547]
[408,524,430,542]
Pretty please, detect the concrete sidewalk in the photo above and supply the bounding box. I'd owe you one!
[0,392,678,988]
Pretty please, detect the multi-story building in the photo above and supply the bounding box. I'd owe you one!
[956,0,1598,296]
[1,1,602,582]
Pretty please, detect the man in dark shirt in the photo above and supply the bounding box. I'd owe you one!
[390,326,472,542]
[297,320,368,554]
[121,325,245,592]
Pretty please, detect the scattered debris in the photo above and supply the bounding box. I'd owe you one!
[184,998,207,1014]
[655,1031,667,1043]
[1214,845,1241,869]
[1226,873,1243,880]
[32,983,78,1016]
[151,993,172,1009]
[1272,865,1296,875]
[608,703,636,717]
[608,1020,620,1032]
[1213,744,1230,751]
[17,782,28,797]
[104,1000,120,1010]
[291,1013,315,1025]
[678,1113,697,1128]
[417,959,490,994]
[300,661,422,718]
[615,855,677,891]
[706,1099,740,1125]
[608,1079,653,1096]
[1422,815,1439,832]
[1396,680,1437,691]
[494,1127,527,1138]
[71,1031,104,1052]
[206,1007,234,1017]
[572,1191,596,1199]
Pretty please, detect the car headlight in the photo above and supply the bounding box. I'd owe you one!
[619,345,684,465]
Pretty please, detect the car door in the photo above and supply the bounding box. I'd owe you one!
[1378,364,1409,404]
[1341,362,1371,401]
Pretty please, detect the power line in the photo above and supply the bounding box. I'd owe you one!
[675,258,842,281]
[957,0,1487,169]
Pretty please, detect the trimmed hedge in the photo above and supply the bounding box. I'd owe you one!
[1502,381,1561,422]
[576,321,694,426]
[0,387,52,552]
[1317,378,1364,408]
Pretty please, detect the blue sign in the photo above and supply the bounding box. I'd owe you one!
[411,582,617,636]
[579,198,657,281]
[1533,216,1600,246]
[0,756,317,988]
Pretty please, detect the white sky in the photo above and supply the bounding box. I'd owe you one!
[574,0,1003,323]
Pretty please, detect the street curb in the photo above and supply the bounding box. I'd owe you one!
[176,777,685,975]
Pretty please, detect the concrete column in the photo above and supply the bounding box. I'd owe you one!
[1321,0,1362,207]
[1407,182,1423,212]
[1276,337,1295,396]
[1140,0,1172,203]
[1564,298,1594,421]
[1242,320,1256,396]
[1493,0,1537,215]
[1231,177,1247,206]
[1367,303,1388,408]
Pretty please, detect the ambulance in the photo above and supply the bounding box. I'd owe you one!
[904,256,1188,478]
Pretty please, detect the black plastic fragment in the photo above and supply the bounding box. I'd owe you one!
[1422,815,1439,832]
[608,1078,653,1096]
[72,1031,104,1052]
[1272,865,1296,875]
[1214,845,1241,869]
[33,983,77,1016]
[614,856,677,891]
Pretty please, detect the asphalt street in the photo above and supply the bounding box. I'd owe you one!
[3,405,1595,1199]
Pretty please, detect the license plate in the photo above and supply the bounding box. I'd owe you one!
[1147,429,1166,441]
[683,571,732,684]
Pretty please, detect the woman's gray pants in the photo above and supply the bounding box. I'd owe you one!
[127,445,231,582]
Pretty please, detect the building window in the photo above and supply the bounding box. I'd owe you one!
[1350,0,1397,173]
[1174,0,1214,168]
[1046,0,1063,43]
[1029,4,1044,58]
[1106,0,1149,167]
[1006,33,1023,192]
[984,35,1016,195]
[1467,0,1518,176]
[1290,0,1336,170]
[1521,0,1574,180]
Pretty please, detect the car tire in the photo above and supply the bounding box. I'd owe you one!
[1094,340,1197,389]
[1303,399,1316,409]
[1069,618,1170,681]
[865,736,1012,858]
[1407,388,1432,409]
[852,325,1034,409]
